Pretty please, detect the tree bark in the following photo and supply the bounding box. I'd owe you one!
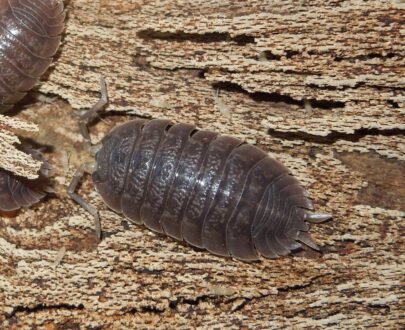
[0,0,403,328]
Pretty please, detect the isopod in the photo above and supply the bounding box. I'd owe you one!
[68,79,331,261]
[0,0,65,113]
[0,148,50,211]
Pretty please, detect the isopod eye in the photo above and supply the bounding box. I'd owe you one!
[94,150,100,162]
[92,170,103,184]
[93,151,108,182]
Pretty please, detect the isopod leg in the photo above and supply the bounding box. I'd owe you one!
[296,231,319,251]
[79,77,108,150]
[67,162,101,239]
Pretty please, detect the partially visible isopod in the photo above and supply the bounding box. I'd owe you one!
[0,147,50,212]
[0,0,65,113]
[68,79,332,261]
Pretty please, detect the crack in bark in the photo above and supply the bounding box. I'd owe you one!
[267,127,405,144]
[137,30,255,45]
[230,274,330,313]
[307,82,405,92]
[5,303,84,320]
[169,295,213,310]
[211,81,346,109]
[334,52,398,62]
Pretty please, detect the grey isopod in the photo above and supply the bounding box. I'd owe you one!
[68,79,331,261]
[0,0,65,113]
[0,148,51,211]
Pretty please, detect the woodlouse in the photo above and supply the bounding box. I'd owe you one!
[69,79,331,261]
[0,148,50,211]
[0,0,65,113]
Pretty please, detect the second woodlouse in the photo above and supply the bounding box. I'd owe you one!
[0,148,50,212]
[68,79,331,261]
[0,0,65,112]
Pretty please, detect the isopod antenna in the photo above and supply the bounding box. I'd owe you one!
[67,78,108,239]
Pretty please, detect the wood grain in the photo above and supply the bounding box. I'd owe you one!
[0,0,404,328]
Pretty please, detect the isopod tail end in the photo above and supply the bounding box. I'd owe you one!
[305,212,333,223]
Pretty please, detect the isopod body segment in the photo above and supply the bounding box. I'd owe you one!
[0,0,65,112]
[0,148,50,211]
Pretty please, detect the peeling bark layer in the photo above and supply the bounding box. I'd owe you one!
[0,115,42,179]
[0,0,404,328]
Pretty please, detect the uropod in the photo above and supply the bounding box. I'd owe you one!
[68,79,331,261]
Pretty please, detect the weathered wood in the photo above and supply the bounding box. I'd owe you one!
[0,0,404,328]
[0,115,42,179]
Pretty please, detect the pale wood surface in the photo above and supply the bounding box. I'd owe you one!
[0,0,404,328]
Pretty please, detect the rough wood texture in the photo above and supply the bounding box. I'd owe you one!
[0,0,404,328]
[0,115,42,179]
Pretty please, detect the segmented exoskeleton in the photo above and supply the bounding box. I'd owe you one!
[68,79,331,261]
[0,0,65,112]
[0,148,50,211]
